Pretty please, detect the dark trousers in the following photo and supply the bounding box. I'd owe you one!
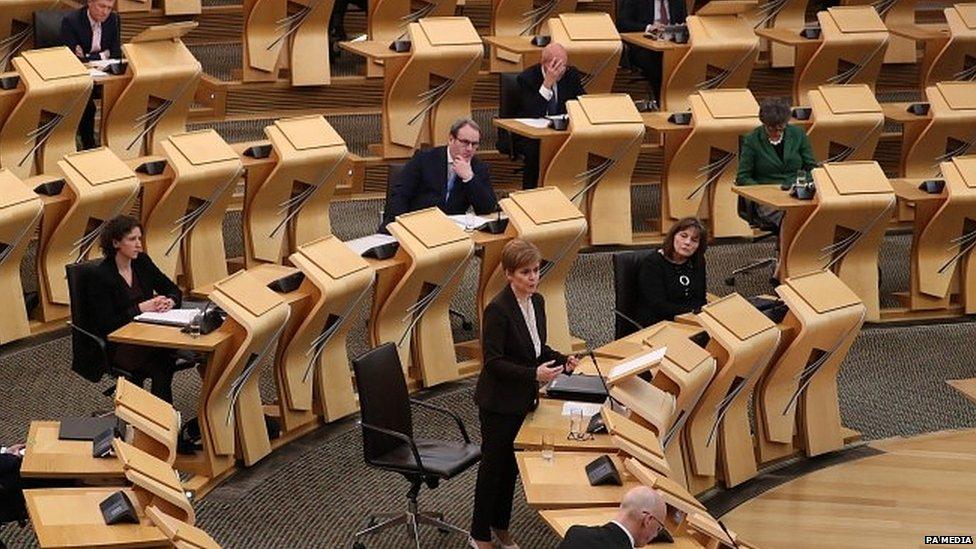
[78,89,98,150]
[514,136,540,189]
[109,344,184,403]
[470,409,526,542]
[628,46,664,102]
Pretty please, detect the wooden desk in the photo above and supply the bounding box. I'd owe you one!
[483,35,545,74]
[21,421,124,480]
[889,177,939,203]
[948,378,976,406]
[109,322,231,353]
[755,27,819,47]
[516,451,640,509]
[882,102,929,124]
[539,508,701,547]
[493,118,570,190]
[620,32,690,51]
[24,487,169,548]
[887,23,949,41]
[733,184,816,283]
[642,112,691,135]
[339,39,410,63]
[515,400,615,452]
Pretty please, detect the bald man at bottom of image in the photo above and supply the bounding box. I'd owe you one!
[557,486,668,548]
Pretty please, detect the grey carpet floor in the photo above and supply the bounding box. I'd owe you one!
[1,198,975,548]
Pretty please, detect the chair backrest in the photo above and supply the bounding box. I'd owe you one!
[352,342,414,463]
[66,259,108,382]
[33,10,67,50]
[496,73,521,157]
[613,249,653,339]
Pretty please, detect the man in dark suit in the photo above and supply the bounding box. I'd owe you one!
[60,0,122,150]
[616,0,687,105]
[558,486,668,548]
[381,118,497,231]
[514,42,586,189]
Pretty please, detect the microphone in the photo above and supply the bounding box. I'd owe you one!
[588,349,625,410]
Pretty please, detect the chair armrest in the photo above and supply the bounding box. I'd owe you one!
[360,421,430,477]
[612,309,644,332]
[68,321,107,350]
[409,398,471,443]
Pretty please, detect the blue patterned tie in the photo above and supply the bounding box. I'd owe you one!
[445,167,457,203]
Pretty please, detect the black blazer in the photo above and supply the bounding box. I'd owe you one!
[88,254,182,339]
[60,7,123,61]
[475,285,567,416]
[382,145,497,231]
[635,250,706,328]
[616,0,687,33]
[516,64,586,118]
[559,522,633,549]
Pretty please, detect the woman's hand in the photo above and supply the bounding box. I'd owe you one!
[157,297,175,312]
[138,296,174,313]
[536,360,563,383]
[563,354,580,374]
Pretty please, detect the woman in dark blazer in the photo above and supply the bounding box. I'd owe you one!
[89,215,184,402]
[635,217,708,329]
[470,239,579,549]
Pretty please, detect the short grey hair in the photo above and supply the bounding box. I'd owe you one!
[449,118,480,138]
[758,97,791,127]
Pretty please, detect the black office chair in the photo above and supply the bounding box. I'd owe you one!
[66,260,146,396]
[496,72,522,160]
[351,343,480,549]
[33,10,67,50]
[612,249,653,339]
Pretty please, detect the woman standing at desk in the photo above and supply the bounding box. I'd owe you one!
[635,217,708,328]
[90,215,184,402]
[470,239,579,549]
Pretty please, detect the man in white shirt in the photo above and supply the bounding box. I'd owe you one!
[61,0,122,149]
[558,486,668,548]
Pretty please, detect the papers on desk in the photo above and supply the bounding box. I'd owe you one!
[351,34,368,42]
[561,401,603,417]
[88,59,121,69]
[448,213,504,231]
[134,308,200,328]
[514,118,551,129]
[89,69,108,77]
[344,233,397,256]
[608,347,667,383]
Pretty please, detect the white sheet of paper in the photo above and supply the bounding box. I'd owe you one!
[88,59,120,69]
[561,401,603,417]
[514,118,551,129]
[89,69,108,77]
[447,213,504,231]
[134,308,200,327]
[344,233,397,256]
[609,347,667,379]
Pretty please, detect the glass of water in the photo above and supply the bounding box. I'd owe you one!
[541,434,555,461]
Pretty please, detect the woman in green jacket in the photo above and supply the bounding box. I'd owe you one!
[736,97,819,226]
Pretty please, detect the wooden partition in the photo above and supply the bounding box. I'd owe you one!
[843,0,917,63]
[900,82,976,179]
[542,94,643,245]
[102,22,201,160]
[206,271,291,468]
[368,0,458,51]
[492,0,577,36]
[373,208,474,386]
[912,4,976,91]
[661,89,758,238]
[145,129,243,290]
[0,169,41,343]
[0,47,91,178]
[114,377,183,465]
[547,13,621,94]
[747,0,809,67]
[755,270,864,464]
[243,115,349,267]
[285,236,374,422]
[685,294,780,493]
[38,148,139,322]
[805,84,884,163]
[0,0,61,71]
[243,0,331,85]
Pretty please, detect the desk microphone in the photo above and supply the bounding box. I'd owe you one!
[716,519,740,549]
[588,349,624,410]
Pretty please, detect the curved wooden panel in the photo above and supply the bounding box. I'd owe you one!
[685,294,780,493]
[206,270,291,465]
[903,83,976,179]
[542,96,643,245]
[41,148,139,307]
[373,209,474,386]
[0,168,42,343]
[243,0,287,74]
[755,270,864,464]
[384,19,482,155]
[747,0,809,68]
[103,35,201,160]
[794,8,888,105]
[286,235,374,420]
[665,15,759,112]
[783,161,894,320]
[245,115,348,265]
[492,0,577,36]
[664,90,757,238]
[921,6,976,89]
[806,85,884,163]
[548,13,622,95]
[0,48,92,178]
[148,130,242,289]
[290,0,332,86]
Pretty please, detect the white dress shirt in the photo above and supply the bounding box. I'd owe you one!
[610,520,636,548]
[515,293,542,358]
